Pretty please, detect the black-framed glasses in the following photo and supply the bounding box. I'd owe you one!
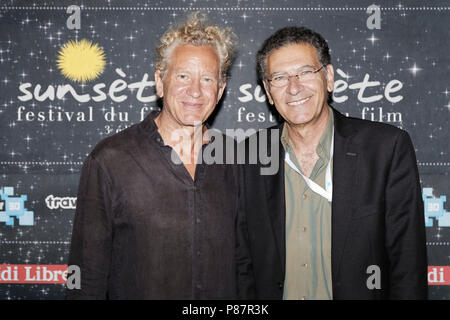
[267,65,325,87]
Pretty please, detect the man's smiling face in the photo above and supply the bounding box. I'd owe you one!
[263,43,334,128]
[155,44,225,127]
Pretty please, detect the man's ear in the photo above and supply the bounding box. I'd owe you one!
[262,80,274,105]
[155,70,164,98]
[325,64,335,93]
[217,81,226,102]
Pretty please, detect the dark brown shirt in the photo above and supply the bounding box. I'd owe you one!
[67,111,239,299]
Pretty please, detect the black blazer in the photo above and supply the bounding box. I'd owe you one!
[237,108,428,300]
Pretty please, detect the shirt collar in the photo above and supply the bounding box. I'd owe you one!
[281,106,334,162]
[316,106,334,162]
[140,109,215,146]
[139,109,169,147]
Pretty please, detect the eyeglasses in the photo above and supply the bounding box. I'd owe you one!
[267,65,325,88]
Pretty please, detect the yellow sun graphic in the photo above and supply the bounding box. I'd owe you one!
[56,39,106,83]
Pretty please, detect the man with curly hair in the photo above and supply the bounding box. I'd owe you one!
[67,12,238,299]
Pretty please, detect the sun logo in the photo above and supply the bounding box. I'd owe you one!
[56,39,106,83]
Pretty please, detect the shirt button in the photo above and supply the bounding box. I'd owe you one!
[302,263,308,268]
[301,296,306,300]
[303,194,307,199]
[302,226,307,232]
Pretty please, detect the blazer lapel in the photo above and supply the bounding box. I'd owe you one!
[331,109,360,285]
[263,125,287,277]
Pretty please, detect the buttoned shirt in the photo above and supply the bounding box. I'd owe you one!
[281,107,334,300]
[67,111,239,299]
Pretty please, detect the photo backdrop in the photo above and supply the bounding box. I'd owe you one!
[0,0,449,299]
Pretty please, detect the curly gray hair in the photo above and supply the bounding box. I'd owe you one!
[156,11,237,83]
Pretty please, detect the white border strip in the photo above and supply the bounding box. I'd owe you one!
[0,161,449,166]
[1,6,449,11]
[0,241,70,245]
[418,163,450,166]
[0,162,83,165]
[426,242,450,246]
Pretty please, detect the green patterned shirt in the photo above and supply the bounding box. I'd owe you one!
[281,107,334,300]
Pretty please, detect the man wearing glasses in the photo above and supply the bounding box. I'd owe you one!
[237,27,427,300]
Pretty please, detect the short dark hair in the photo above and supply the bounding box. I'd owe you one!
[256,26,331,80]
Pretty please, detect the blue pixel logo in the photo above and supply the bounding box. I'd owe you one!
[423,188,450,227]
[0,187,34,226]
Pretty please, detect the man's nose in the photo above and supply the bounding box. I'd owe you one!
[286,76,304,96]
[186,78,201,98]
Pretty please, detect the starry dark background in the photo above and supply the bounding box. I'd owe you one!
[0,0,448,299]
